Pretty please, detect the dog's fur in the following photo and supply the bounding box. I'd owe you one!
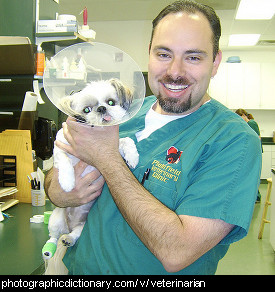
[43,79,139,267]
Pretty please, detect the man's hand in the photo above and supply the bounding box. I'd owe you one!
[55,117,120,170]
[45,161,105,207]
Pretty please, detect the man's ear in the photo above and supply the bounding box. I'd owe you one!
[211,50,222,78]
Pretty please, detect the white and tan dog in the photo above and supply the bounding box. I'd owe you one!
[42,79,139,264]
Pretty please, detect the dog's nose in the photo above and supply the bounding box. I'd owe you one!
[97,106,106,114]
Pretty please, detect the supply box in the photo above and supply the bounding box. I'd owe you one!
[0,44,36,75]
[37,20,77,33]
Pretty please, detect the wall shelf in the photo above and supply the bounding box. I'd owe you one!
[36,32,92,48]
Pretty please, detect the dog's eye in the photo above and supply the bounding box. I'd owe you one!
[83,106,92,113]
[107,99,115,106]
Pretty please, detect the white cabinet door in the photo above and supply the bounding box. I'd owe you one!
[261,63,275,109]
[261,145,272,179]
[270,171,275,251]
[209,62,275,109]
[243,63,261,109]
[227,63,244,109]
[209,63,227,106]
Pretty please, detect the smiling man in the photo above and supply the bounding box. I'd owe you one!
[148,5,221,116]
[45,0,262,275]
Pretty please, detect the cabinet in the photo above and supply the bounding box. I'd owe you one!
[260,63,275,109]
[270,169,275,251]
[261,145,275,179]
[0,0,58,44]
[209,62,275,109]
[0,130,34,203]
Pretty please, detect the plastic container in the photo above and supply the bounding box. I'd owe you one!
[36,45,45,76]
[43,42,145,126]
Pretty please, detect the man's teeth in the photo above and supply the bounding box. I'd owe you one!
[164,84,189,91]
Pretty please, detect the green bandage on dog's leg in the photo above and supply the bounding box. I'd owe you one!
[42,238,58,260]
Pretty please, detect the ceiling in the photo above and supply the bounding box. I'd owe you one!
[58,0,275,51]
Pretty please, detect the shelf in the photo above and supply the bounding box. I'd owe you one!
[0,186,18,198]
[0,198,19,211]
[35,32,92,47]
[0,164,16,170]
[0,155,16,188]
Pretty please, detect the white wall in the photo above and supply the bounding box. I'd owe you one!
[247,110,275,137]
[89,20,152,71]
[88,20,275,137]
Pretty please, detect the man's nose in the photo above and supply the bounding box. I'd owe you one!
[166,57,185,79]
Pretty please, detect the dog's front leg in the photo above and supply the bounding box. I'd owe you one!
[54,146,77,192]
[119,137,139,168]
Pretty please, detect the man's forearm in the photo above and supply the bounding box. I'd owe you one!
[44,167,69,207]
[44,164,105,208]
[44,167,53,196]
[99,155,187,271]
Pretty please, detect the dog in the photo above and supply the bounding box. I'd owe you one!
[42,79,139,263]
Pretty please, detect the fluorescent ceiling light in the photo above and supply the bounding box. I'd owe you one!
[228,34,260,46]
[236,0,275,19]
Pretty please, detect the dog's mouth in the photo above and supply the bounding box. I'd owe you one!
[102,114,112,123]
[74,115,86,123]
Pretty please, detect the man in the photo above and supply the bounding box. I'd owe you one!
[45,0,261,274]
[235,108,262,202]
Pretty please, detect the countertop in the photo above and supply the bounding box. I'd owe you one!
[0,200,54,275]
[262,137,275,145]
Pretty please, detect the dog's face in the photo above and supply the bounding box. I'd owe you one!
[58,78,133,125]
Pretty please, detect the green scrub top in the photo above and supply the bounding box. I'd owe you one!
[64,96,262,275]
[248,119,260,136]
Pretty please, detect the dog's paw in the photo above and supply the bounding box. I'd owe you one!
[124,151,139,169]
[119,137,139,168]
[60,234,76,247]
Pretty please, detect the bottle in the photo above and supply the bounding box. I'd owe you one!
[61,57,69,78]
[36,45,45,76]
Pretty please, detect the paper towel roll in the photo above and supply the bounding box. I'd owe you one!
[22,91,38,111]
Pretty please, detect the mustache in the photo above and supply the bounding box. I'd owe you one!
[160,75,191,86]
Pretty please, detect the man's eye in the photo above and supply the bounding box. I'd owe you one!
[83,106,92,113]
[188,56,201,62]
[157,53,170,59]
[108,99,115,106]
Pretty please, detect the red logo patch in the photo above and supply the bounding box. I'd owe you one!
[166,146,182,164]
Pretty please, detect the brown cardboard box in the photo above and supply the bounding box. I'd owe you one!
[0,44,36,75]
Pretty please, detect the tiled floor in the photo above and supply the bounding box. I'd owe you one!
[216,183,275,275]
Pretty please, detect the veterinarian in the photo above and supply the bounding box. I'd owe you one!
[235,108,263,203]
[45,0,262,274]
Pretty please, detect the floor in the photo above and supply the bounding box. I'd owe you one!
[216,183,275,275]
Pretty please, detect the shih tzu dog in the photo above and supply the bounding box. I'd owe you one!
[42,79,139,264]
[59,78,133,126]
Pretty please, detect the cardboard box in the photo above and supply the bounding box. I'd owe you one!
[0,44,36,75]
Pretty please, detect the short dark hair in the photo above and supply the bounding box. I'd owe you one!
[150,0,221,60]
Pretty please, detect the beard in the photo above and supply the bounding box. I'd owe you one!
[157,94,192,113]
[157,75,192,114]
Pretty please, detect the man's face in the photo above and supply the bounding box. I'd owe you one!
[148,12,222,115]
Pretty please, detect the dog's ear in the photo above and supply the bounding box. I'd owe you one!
[58,96,78,117]
[109,78,133,111]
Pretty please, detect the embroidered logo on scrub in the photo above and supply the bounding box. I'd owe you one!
[148,147,182,183]
[166,146,182,164]
[151,160,181,183]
